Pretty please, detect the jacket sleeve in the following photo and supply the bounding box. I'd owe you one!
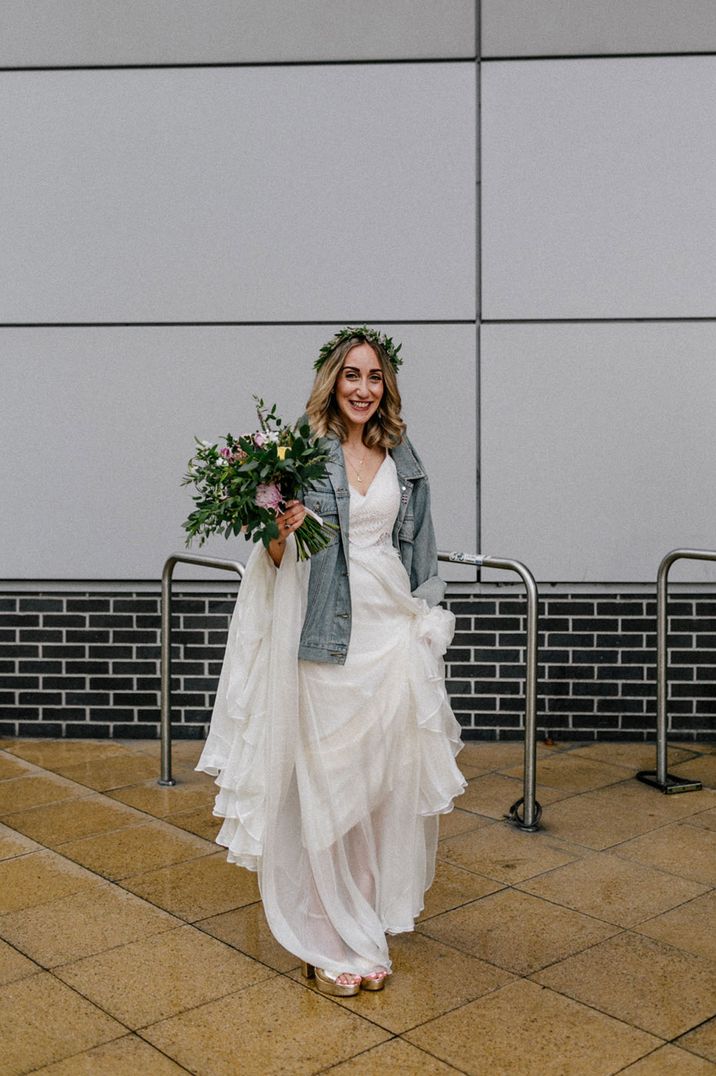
[410,487,446,606]
[405,438,446,607]
[412,576,446,607]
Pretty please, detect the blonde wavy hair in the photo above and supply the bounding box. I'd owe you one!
[306,336,406,449]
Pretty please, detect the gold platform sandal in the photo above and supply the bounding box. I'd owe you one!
[301,962,361,997]
[359,967,389,991]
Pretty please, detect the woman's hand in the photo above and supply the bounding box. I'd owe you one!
[267,499,307,567]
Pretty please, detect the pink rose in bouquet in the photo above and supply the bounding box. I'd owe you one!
[254,482,283,511]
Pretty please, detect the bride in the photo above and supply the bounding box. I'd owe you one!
[197,326,466,995]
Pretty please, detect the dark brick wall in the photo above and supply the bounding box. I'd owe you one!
[447,596,715,741]
[0,591,714,741]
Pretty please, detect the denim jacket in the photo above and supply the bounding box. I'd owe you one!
[297,431,445,664]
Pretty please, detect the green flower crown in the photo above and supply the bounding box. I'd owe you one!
[314,325,404,373]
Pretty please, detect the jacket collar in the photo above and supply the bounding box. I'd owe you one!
[322,430,425,480]
[390,435,425,480]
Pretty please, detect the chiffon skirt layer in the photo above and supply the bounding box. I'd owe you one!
[197,535,466,977]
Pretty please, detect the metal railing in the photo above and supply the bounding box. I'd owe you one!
[158,547,542,829]
[439,551,541,831]
[159,551,245,786]
[636,547,713,795]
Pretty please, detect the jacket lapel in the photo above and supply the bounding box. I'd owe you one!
[390,436,425,532]
[324,436,351,555]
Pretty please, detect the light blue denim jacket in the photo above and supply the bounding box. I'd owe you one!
[297,430,445,664]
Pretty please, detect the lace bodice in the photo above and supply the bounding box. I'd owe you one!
[348,454,401,549]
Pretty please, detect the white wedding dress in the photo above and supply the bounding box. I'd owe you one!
[197,453,466,976]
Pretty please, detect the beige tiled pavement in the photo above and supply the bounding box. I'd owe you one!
[327,1037,462,1074]
[108,771,218,818]
[165,801,226,842]
[531,931,716,1039]
[57,818,215,881]
[0,771,92,815]
[499,751,632,793]
[456,771,568,817]
[433,806,486,841]
[0,793,147,849]
[0,973,124,1073]
[438,818,587,884]
[0,938,39,987]
[141,975,392,1075]
[0,754,35,781]
[120,848,261,921]
[417,859,504,921]
[0,821,40,861]
[0,882,181,968]
[516,849,710,926]
[405,978,661,1075]
[677,1016,716,1064]
[417,886,620,975]
[0,848,107,915]
[0,735,713,1075]
[54,923,274,1028]
[613,821,716,886]
[567,740,700,772]
[199,901,301,974]
[686,806,716,832]
[49,751,160,792]
[632,890,716,963]
[620,1043,716,1074]
[32,1034,188,1074]
[521,776,715,851]
[671,754,716,788]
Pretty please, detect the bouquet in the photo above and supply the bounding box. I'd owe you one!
[182,398,338,560]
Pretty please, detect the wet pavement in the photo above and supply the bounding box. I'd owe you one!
[0,736,714,1075]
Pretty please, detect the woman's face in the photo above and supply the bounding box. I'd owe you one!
[334,343,385,432]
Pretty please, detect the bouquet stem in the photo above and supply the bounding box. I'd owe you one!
[293,509,338,561]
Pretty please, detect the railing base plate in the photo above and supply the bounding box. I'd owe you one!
[635,770,703,794]
[157,778,177,787]
[505,797,542,831]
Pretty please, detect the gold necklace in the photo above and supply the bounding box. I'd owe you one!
[343,446,367,487]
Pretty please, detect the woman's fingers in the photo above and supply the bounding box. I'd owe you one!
[276,501,306,534]
[285,507,306,530]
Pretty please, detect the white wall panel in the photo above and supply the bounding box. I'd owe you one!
[482,57,716,319]
[0,1,476,66]
[481,322,716,583]
[482,0,716,57]
[0,64,476,322]
[0,325,476,579]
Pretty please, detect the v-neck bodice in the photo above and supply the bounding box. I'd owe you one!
[347,452,388,500]
[348,453,401,550]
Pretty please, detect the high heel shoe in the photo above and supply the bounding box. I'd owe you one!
[359,967,389,991]
[300,961,361,997]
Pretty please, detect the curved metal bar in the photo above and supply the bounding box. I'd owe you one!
[439,550,541,831]
[160,552,245,786]
[636,548,713,795]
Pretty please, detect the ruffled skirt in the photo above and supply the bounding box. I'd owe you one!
[197,536,466,977]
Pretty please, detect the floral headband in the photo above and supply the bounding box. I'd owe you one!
[313,325,404,373]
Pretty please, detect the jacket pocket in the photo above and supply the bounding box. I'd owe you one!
[399,513,415,543]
